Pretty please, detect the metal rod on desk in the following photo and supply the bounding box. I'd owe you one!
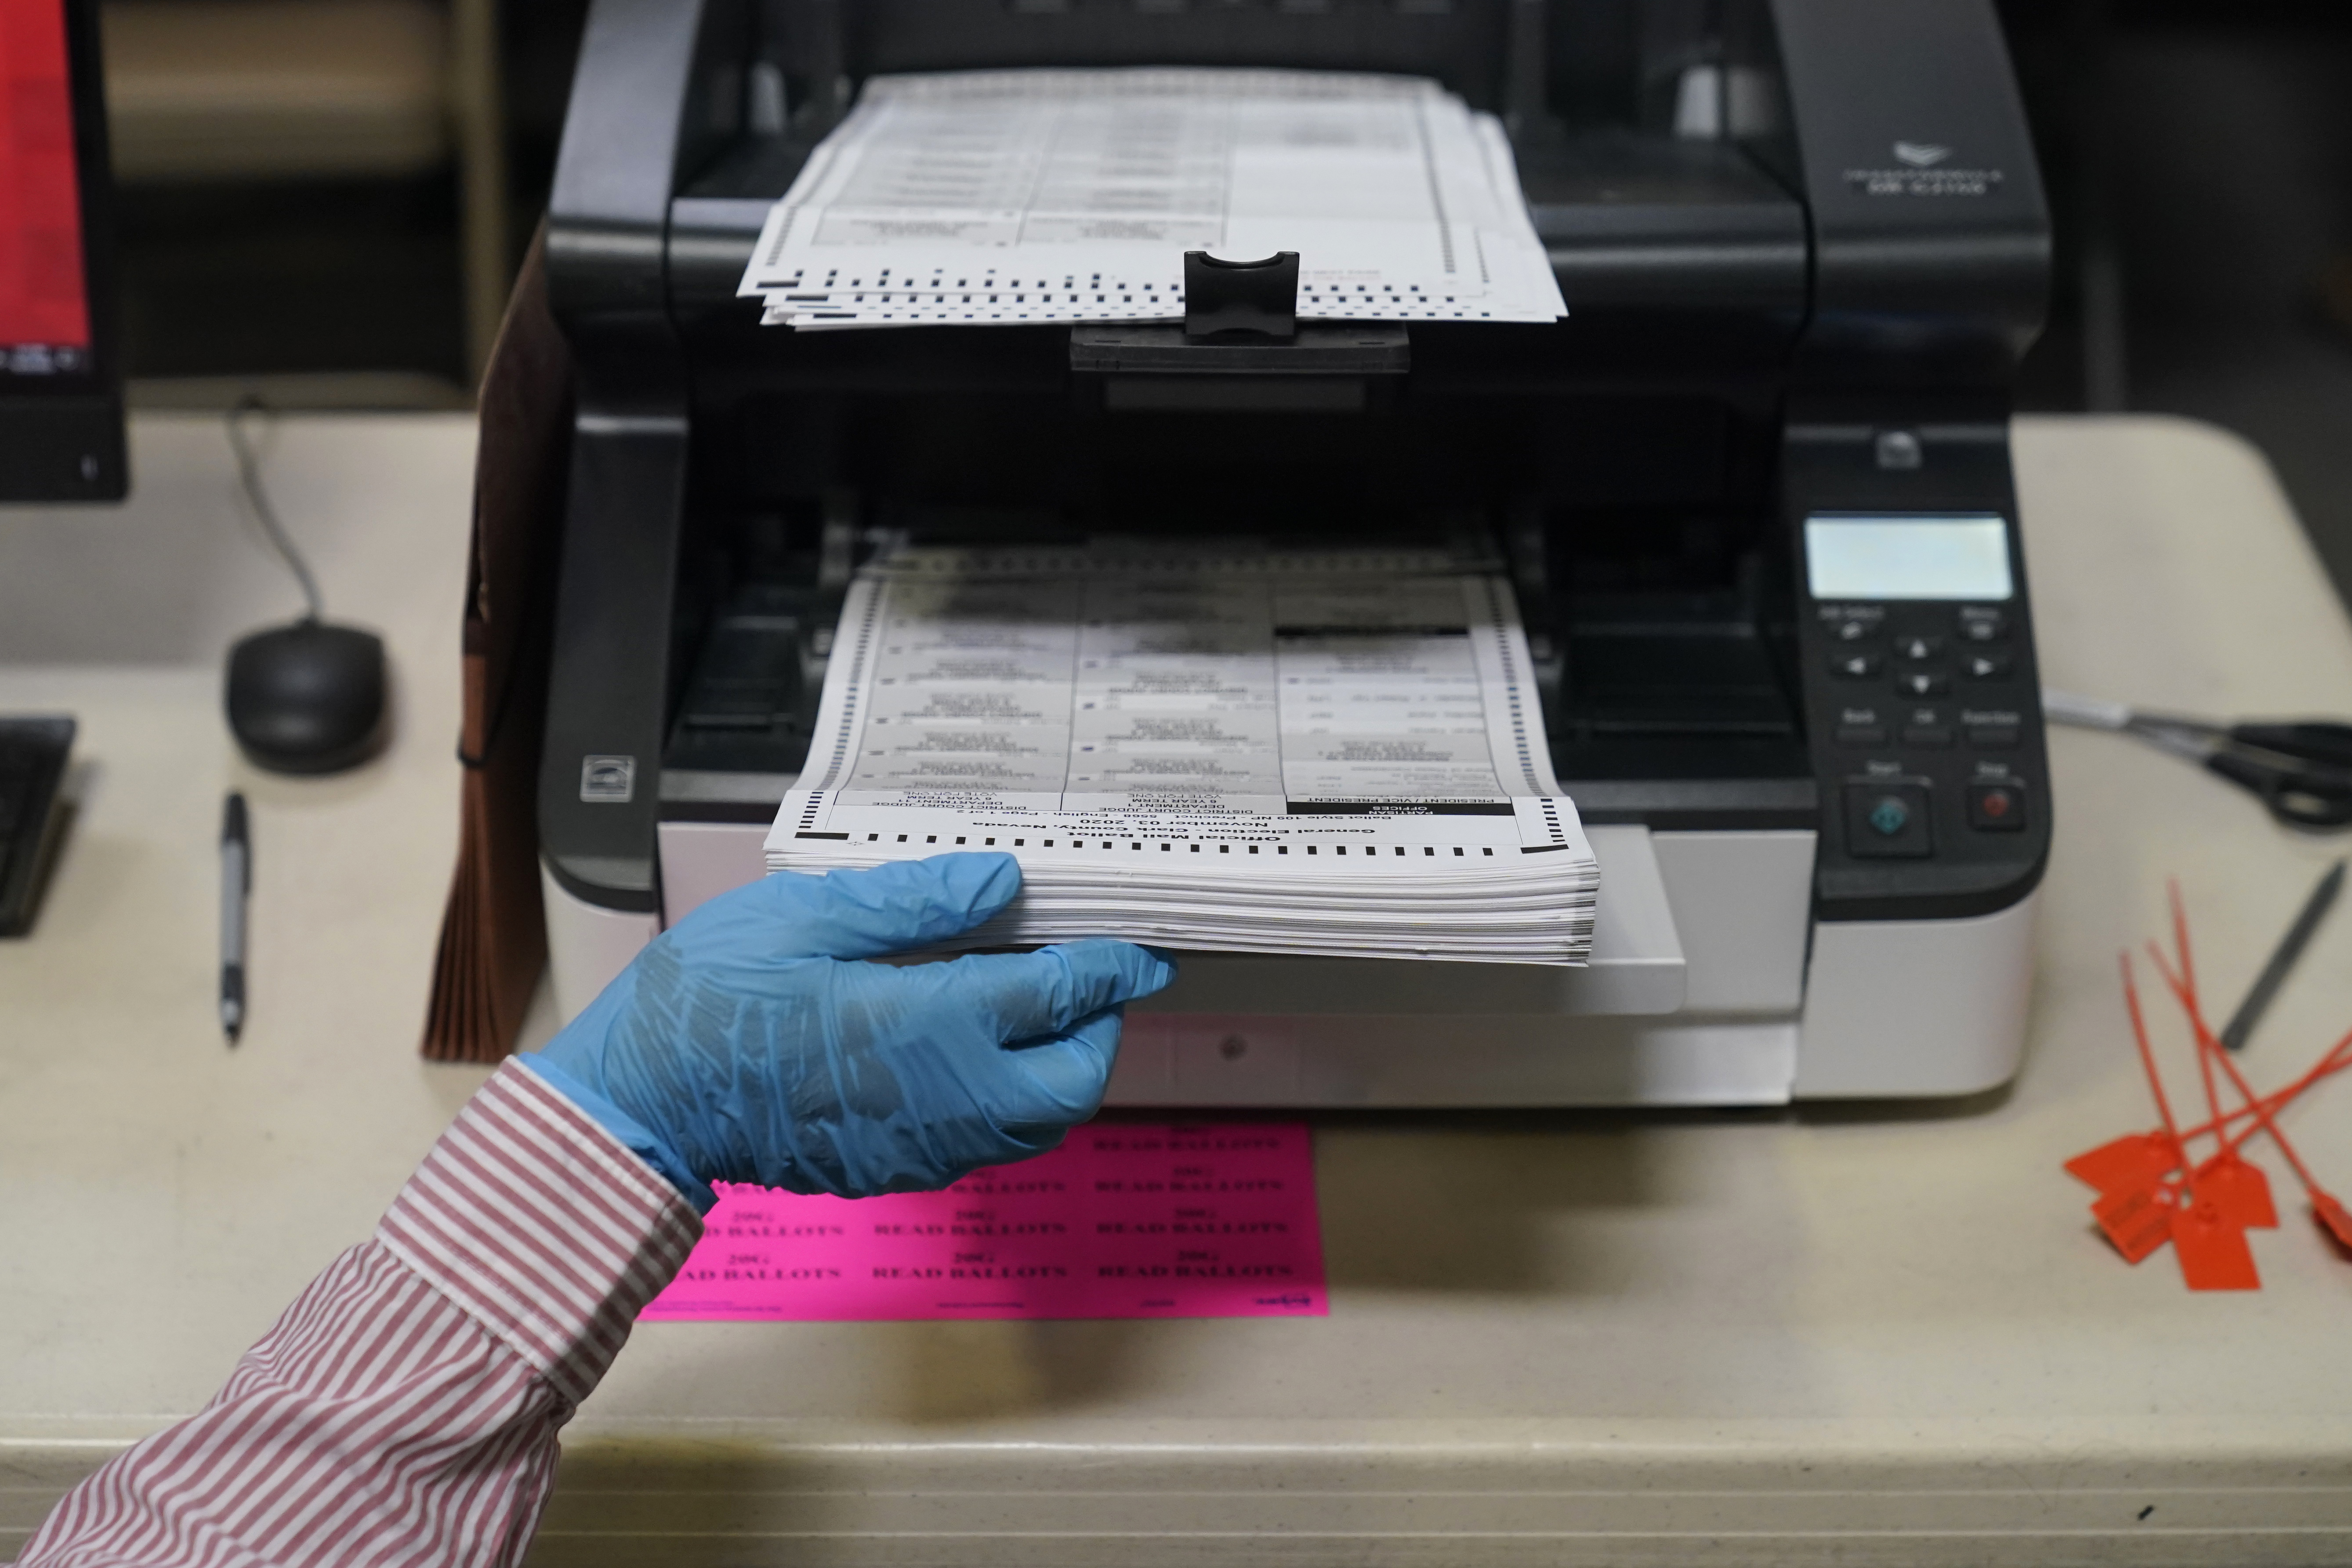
[2219,858,2344,1052]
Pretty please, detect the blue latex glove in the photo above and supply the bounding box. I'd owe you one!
[524,853,1174,1212]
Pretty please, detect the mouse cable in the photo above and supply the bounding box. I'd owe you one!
[227,395,326,624]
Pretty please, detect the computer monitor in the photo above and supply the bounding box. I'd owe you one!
[0,0,123,501]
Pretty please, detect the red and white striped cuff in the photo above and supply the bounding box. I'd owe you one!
[375,1061,703,1407]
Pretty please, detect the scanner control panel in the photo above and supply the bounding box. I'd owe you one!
[1788,477,2052,922]
[1818,599,2032,848]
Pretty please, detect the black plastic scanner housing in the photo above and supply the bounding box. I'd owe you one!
[540,0,2052,927]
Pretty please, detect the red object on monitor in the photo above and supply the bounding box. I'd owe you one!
[0,0,92,361]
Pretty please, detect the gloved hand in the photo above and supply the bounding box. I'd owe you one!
[524,853,1175,1212]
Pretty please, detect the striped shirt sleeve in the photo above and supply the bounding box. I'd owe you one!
[14,1061,703,1568]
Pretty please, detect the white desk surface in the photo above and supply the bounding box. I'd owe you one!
[4,413,2352,1566]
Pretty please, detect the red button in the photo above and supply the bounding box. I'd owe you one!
[1967,783,2028,831]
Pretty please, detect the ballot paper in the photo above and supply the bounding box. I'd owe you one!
[737,68,1566,329]
[764,542,1599,964]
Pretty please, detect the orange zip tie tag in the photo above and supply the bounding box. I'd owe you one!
[2193,1151,2279,1229]
[2093,1181,2177,1264]
[2313,1193,2352,1255]
[2174,1199,2261,1290]
[2067,1132,2182,1195]
[2081,896,2352,1288]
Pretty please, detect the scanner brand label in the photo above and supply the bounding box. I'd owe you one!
[1845,141,2004,198]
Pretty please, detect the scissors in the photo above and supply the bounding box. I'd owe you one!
[2044,689,2352,830]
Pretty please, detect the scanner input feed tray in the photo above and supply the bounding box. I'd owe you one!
[765,540,1599,964]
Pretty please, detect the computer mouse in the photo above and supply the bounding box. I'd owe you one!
[225,620,388,775]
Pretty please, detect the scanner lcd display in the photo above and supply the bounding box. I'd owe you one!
[1804,514,2014,601]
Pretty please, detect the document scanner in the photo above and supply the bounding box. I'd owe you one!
[536,0,2052,1105]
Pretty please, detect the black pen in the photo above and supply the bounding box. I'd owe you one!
[221,792,249,1043]
[2220,858,2345,1052]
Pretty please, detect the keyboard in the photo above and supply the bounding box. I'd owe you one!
[0,717,73,938]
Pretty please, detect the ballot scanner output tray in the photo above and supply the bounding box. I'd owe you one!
[536,0,2052,1105]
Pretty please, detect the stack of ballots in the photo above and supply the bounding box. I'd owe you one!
[737,67,1568,330]
[765,542,1600,965]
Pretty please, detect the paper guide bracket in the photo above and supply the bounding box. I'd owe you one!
[1184,249,1299,339]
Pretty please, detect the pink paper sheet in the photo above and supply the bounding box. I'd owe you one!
[641,1121,1326,1322]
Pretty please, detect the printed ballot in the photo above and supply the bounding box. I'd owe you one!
[765,541,1599,964]
[641,1121,1327,1323]
[737,67,1566,329]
